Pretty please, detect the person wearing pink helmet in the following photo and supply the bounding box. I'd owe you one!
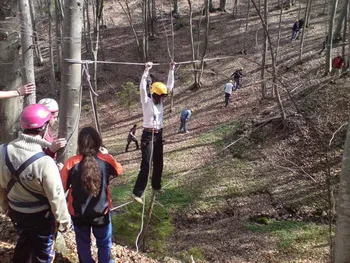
[38,98,67,159]
[0,104,70,263]
[0,83,36,99]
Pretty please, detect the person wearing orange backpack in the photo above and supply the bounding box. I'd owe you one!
[60,126,123,263]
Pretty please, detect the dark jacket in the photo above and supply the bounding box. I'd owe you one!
[60,153,123,226]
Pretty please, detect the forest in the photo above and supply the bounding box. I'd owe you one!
[1,0,350,262]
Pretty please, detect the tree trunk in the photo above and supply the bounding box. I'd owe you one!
[261,0,268,98]
[117,0,141,56]
[348,0,350,67]
[173,0,180,15]
[46,0,59,95]
[55,0,63,79]
[341,2,347,64]
[251,0,286,121]
[219,0,227,12]
[142,0,149,61]
[334,118,350,262]
[333,0,349,40]
[198,0,210,85]
[326,0,339,73]
[19,0,36,105]
[243,0,250,53]
[299,0,311,62]
[58,0,83,162]
[29,0,44,66]
[187,0,198,87]
[0,5,23,142]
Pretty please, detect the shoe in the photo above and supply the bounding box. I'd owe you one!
[130,194,143,205]
[153,188,165,195]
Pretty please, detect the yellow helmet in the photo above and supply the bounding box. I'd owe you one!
[151,82,168,95]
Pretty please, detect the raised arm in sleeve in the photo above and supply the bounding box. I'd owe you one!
[140,68,150,104]
[167,67,175,93]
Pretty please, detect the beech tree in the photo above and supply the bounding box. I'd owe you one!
[334,118,350,262]
[58,0,83,162]
[0,2,24,142]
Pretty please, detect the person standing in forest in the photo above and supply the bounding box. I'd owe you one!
[0,83,35,99]
[224,80,236,107]
[0,104,71,263]
[231,68,243,89]
[125,124,139,152]
[290,19,304,42]
[179,109,192,133]
[60,126,123,263]
[38,98,67,160]
[131,61,175,205]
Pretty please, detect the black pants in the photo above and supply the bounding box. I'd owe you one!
[225,92,231,107]
[125,137,139,152]
[9,208,56,263]
[234,77,240,89]
[133,129,163,197]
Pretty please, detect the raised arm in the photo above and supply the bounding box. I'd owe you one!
[166,62,175,93]
[140,62,153,104]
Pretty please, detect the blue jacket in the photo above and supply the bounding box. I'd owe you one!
[180,109,191,120]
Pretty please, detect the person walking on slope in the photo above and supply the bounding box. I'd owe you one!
[179,109,192,133]
[231,68,243,89]
[290,19,304,42]
[131,61,175,205]
[60,126,123,263]
[125,124,139,152]
[224,80,236,107]
[38,98,67,160]
[0,104,71,263]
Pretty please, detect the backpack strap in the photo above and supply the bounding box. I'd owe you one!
[3,144,49,207]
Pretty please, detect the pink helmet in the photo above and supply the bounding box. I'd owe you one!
[20,104,52,129]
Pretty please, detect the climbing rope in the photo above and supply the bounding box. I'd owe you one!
[82,62,100,133]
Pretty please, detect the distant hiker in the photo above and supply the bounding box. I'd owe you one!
[224,80,236,107]
[38,98,67,160]
[290,19,304,42]
[0,83,35,99]
[131,61,175,205]
[60,126,123,263]
[0,104,71,263]
[179,109,192,133]
[331,55,345,80]
[231,68,243,89]
[125,124,139,152]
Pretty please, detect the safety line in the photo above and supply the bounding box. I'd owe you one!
[110,200,133,211]
[64,55,236,66]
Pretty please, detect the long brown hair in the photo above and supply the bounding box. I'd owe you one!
[78,126,102,197]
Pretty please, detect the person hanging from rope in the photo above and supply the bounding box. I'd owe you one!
[125,124,139,152]
[131,61,175,205]
[0,83,35,99]
[38,98,67,161]
[0,104,71,263]
[60,126,123,263]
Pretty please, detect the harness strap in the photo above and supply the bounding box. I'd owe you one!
[3,144,49,206]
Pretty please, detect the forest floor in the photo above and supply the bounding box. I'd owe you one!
[1,0,350,262]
